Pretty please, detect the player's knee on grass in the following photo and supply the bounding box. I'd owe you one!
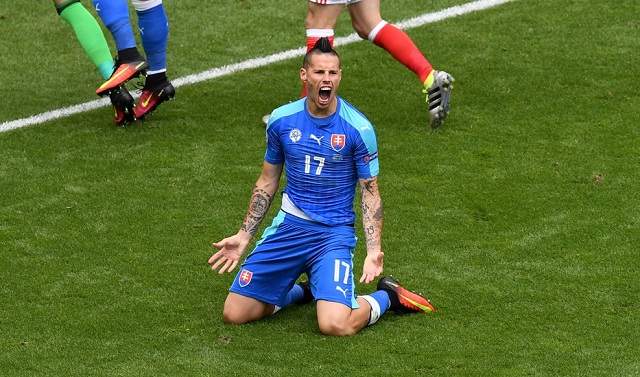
[222,307,249,325]
[222,293,273,325]
[316,301,359,336]
[317,318,358,336]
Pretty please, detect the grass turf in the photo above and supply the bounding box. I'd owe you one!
[1,0,639,376]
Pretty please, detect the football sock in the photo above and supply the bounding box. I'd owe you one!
[301,29,335,97]
[272,283,306,314]
[306,29,335,52]
[136,3,169,73]
[283,283,305,306]
[144,72,167,90]
[370,21,433,84]
[116,47,144,64]
[360,290,390,326]
[58,2,114,80]
[93,0,136,52]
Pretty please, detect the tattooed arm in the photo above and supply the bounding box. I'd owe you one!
[240,162,283,236]
[359,176,384,284]
[208,162,283,274]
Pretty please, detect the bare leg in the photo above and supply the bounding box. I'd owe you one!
[222,292,275,324]
[305,2,344,29]
[347,0,382,38]
[349,0,434,85]
[316,298,372,336]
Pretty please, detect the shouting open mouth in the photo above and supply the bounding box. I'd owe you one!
[318,85,332,106]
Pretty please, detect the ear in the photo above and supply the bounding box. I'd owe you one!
[300,67,307,83]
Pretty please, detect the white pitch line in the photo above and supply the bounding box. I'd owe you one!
[0,0,513,133]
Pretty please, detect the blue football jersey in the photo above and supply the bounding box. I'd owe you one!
[265,97,379,226]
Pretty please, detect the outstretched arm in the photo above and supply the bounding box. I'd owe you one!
[208,162,283,274]
[359,176,384,284]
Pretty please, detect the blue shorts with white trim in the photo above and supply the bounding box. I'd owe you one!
[230,210,359,308]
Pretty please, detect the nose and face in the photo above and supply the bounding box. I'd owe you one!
[300,53,342,117]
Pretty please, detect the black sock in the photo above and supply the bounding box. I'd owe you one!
[144,72,168,90]
[117,48,144,64]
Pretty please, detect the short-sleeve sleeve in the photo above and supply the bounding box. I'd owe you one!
[353,125,379,179]
[264,119,284,164]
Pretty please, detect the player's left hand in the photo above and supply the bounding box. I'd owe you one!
[360,251,384,284]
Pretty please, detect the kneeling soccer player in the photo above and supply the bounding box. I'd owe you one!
[208,38,435,336]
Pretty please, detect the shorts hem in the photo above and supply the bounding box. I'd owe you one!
[315,296,357,309]
[229,288,281,307]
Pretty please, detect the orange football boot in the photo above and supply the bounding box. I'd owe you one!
[377,276,436,314]
[96,60,147,96]
[133,80,175,120]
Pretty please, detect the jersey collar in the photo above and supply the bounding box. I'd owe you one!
[304,97,342,128]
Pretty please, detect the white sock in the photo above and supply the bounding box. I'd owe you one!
[360,295,382,326]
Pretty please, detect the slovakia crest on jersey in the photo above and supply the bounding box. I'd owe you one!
[331,134,346,152]
[238,269,253,287]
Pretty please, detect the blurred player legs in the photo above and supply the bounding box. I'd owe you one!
[93,0,174,120]
[54,0,135,125]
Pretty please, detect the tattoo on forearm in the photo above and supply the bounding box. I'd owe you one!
[363,179,376,195]
[361,178,383,251]
[241,187,273,236]
[373,204,383,221]
[365,225,377,249]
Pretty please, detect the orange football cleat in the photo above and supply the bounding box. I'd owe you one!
[133,80,175,120]
[96,60,147,96]
[377,276,436,314]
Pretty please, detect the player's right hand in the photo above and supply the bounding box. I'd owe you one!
[208,233,250,274]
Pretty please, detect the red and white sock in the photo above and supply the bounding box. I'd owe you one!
[306,28,335,52]
[369,21,433,85]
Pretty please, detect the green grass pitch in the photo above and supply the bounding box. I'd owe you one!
[1,0,639,376]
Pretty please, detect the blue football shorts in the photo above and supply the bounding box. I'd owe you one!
[229,210,359,308]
